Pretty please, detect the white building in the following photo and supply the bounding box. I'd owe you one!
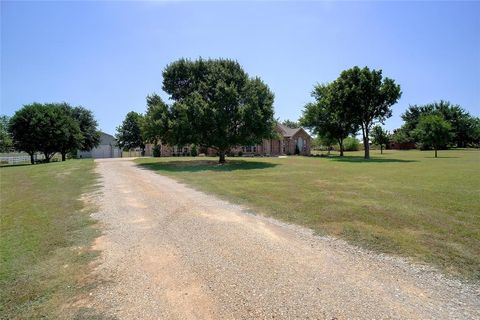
[77,132,121,159]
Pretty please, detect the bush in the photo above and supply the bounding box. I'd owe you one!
[238,151,243,157]
[153,145,161,157]
[343,136,360,151]
[190,145,198,157]
[295,144,300,155]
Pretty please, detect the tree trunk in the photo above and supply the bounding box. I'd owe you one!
[435,148,437,158]
[363,126,370,159]
[380,145,383,154]
[219,150,226,164]
[338,140,344,157]
[61,151,66,161]
[44,152,51,163]
[30,153,35,164]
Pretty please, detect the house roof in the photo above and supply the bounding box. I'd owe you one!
[277,123,308,138]
[99,132,116,146]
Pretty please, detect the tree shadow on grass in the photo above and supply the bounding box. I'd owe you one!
[0,163,33,169]
[137,159,279,173]
[325,156,418,163]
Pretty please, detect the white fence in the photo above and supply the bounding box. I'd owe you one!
[0,153,46,165]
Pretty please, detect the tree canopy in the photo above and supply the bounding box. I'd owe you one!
[371,125,390,154]
[332,66,401,159]
[300,83,358,156]
[116,111,145,154]
[153,58,275,163]
[9,103,100,163]
[401,101,479,148]
[413,114,452,158]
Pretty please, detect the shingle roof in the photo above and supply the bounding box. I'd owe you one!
[277,123,303,137]
[99,132,116,146]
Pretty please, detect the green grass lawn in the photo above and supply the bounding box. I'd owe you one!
[0,160,99,319]
[136,149,480,280]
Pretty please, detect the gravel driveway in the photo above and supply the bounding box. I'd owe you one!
[85,158,479,319]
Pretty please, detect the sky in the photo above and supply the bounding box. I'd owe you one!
[1,1,479,135]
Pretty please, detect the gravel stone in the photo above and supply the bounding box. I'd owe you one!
[84,158,480,319]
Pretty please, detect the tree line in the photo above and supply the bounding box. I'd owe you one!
[116,60,409,162]
[4,58,478,164]
[3,103,100,164]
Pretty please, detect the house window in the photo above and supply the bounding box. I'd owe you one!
[253,146,257,153]
[246,146,252,153]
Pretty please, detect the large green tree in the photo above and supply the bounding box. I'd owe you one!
[161,58,275,163]
[142,93,171,146]
[45,103,83,162]
[9,103,82,163]
[371,125,390,154]
[116,111,145,155]
[300,83,358,156]
[69,106,101,152]
[9,103,99,163]
[333,66,402,159]
[402,101,478,148]
[413,114,452,158]
[9,103,47,163]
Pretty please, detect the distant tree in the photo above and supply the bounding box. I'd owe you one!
[46,103,83,161]
[391,125,414,145]
[342,136,360,151]
[162,58,275,163]
[313,134,336,155]
[371,125,390,154]
[281,119,300,128]
[69,106,101,153]
[9,103,47,163]
[116,111,145,155]
[9,103,82,163]
[413,114,451,158]
[0,115,13,152]
[142,93,171,146]
[402,101,478,147]
[300,83,358,156]
[333,66,401,159]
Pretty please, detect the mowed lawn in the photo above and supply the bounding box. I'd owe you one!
[136,149,480,280]
[0,160,99,319]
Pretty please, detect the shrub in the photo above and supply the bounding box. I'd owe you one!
[238,151,243,157]
[153,145,161,157]
[190,145,198,157]
[295,144,300,155]
[343,136,360,151]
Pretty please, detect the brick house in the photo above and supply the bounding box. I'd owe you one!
[145,123,311,157]
[226,123,311,156]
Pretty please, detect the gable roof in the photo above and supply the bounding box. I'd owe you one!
[277,123,310,139]
[99,132,116,146]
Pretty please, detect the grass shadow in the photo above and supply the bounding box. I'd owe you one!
[326,156,418,163]
[137,159,279,173]
[0,163,33,169]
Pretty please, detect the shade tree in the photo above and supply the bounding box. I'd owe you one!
[160,58,275,163]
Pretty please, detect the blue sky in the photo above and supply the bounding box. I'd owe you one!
[1,1,479,135]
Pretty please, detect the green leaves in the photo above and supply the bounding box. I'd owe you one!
[155,58,275,162]
[8,103,99,162]
[116,112,145,151]
[413,114,452,153]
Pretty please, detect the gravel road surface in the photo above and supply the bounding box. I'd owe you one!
[85,158,479,319]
